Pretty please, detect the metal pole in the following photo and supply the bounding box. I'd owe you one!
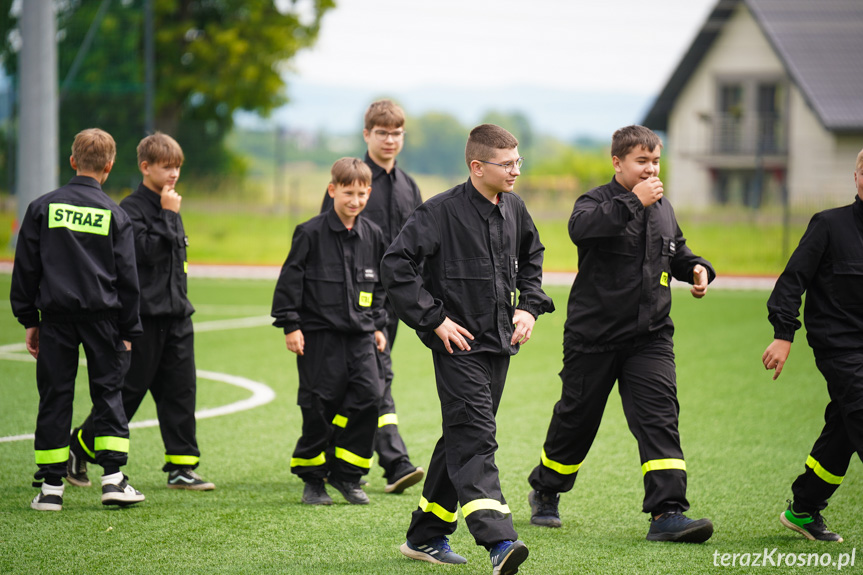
[144,0,155,134]
[16,0,58,239]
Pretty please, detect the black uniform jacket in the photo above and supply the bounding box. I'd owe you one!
[320,153,422,245]
[768,196,863,359]
[381,178,554,356]
[120,183,194,318]
[10,176,142,340]
[271,209,388,334]
[565,177,715,352]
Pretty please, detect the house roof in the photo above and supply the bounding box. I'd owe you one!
[643,0,863,132]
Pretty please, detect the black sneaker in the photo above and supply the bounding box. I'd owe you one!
[528,489,561,528]
[647,511,714,543]
[490,540,529,575]
[385,464,424,494]
[101,473,145,506]
[328,477,369,504]
[67,430,91,487]
[302,480,333,505]
[780,500,843,542]
[167,468,216,491]
[31,484,64,511]
[400,536,467,565]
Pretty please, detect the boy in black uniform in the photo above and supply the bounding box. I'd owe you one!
[527,125,715,543]
[762,147,863,543]
[383,124,553,574]
[273,157,388,505]
[68,133,214,491]
[10,128,145,510]
[321,100,424,494]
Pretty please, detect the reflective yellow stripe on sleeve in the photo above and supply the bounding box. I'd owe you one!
[378,413,398,427]
[165,454,201,466]
[806,455,843,485]
[94,436,130,454]
[334,447,372,469]
[34,446,70,465]
[540,448,583,475]
[418,496,457,523]
[641,458,686,475]
[291,452,326,467]
[461,498,511,518]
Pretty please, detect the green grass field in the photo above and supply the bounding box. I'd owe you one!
[1,275,860,574]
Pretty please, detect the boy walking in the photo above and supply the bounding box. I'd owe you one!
[382,124,553,574]
[761,147,863,543]
[273,157,388,505]
[68,132,214,491]
[10,128,145,510]
[527,125,715,543]
[321,100,425,494]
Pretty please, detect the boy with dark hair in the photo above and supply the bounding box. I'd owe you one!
[321,99,425,494]
[68,132,214,491]
[527,125,715,543]
[11,128,145,510]
[274,157,388,505]
[382,124,553,574]
[761,147,863,543]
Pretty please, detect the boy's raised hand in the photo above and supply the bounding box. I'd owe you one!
[434,317,474,354]
[690,264,709,298]
[762,339,791,380]
[285,329,305,356]
[632,176,664,207]
[161,187,182,213]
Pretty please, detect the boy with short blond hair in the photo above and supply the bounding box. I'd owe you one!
[762,147,863,543]
[383,124,553,574]
[527,125,715,543]
[275,157,388,505]
[11,128,145,510]
[69,132,215,491]
[321,99,424,495]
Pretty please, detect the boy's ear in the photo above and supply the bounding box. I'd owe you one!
[470,159,483,178]
[69,155,78,171]
[104,160,114,174]
[139,160,149,175]
[327,183,336,198]
[611,155,622,173]
[366,185,372,195]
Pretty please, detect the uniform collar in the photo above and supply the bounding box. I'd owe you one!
[69,175,103,190]
[137,181,163,207]
[466,178,506,221]
[365,151,399,181]
[854,195,863,221]
[326,207,365,239]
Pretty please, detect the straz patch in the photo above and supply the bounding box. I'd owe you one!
[48,203,111,236]
[660,271,670,287]
[358,291,373,307]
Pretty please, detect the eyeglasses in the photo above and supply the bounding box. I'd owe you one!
[478,157,524,174]
[371,129,405,141]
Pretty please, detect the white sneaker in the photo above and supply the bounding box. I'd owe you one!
[101,472,145,506]
[31,483,64,511]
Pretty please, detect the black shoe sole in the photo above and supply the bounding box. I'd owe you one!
[385,467,424,494]
[647,520,714,543]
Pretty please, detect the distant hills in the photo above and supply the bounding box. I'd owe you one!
[236,78,655,143]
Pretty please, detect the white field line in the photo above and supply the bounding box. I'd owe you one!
[0,316,276,443]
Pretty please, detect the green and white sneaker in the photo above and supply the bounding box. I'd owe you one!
[780,500,843,542]
[167,468,216,491]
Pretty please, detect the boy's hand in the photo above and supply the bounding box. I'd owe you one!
[511,309,536,346]
[434,317,474,354]
[285,329,305,356]
[690,264,709,298]
[632,176,664,207]
[161,187,182,213]
[123,340,131,351]
[25,326,39,359]
[374,330,387,352]
[762,339,791,380]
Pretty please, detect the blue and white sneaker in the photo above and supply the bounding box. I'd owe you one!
[490,540,529,575]
[400,536,467,564]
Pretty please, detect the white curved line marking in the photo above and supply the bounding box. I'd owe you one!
[0,317,276,443]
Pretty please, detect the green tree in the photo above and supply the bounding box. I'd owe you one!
[399,111,466,177]
[480,110,534,150]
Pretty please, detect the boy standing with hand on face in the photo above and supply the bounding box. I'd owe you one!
[527,125,715,543]
[69,132,214,491]
[273,157,388,505]
[382,124,554,574]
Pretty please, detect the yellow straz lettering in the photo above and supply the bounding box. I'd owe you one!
[358,291,372,307]
[660,271,669,287]
[48,204,111,236]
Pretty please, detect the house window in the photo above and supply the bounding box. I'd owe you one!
[712,168,783,208]
[714,79,786,154]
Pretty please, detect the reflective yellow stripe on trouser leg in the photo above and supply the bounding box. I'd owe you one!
[461,498,511,517]
[417,496,458,523]
[806,455,844,485]
[540,448,583,475]
[334,447,372,469]
[641,458,686,475]
[291,452,326,467]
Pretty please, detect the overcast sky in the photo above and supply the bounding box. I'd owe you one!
[289,0,719,95]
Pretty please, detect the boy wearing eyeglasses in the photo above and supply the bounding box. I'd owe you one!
[527,125,716,543]
[321,100,425,495]
[382,124,553,574]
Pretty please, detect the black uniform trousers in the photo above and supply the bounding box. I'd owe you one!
[78,316,198,470]
[407,352,517,549]
[373,316,413,479]
[792,352,863,512]
[35,318,131,479]
[528,334,689,514]
[291,330,383,482]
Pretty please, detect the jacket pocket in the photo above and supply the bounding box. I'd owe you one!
[833,260,863,307]
[444,258,493,316]
[305,265,343,308]
[354,266,379,309]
